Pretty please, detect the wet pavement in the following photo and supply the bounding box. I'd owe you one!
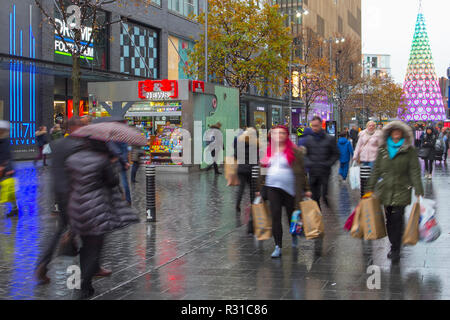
[1,160,450,300]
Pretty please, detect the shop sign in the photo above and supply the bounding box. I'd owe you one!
[138,79,179,100]
[54,18,94,60]
[256,106,265,112]
[191,80,205,93]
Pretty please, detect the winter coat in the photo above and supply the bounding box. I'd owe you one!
[257,147,311,209]
[131,146,144,163]
[353,129,382,163]
[298,128,313,147]
[36,132,48,147]
[108,141,129,170]
[420,129,437,160]
[367,121,424,207]
[66,140,139,236]
[349,129,359,145]
[337,137,353,163]
[233,129,259,175]
[50,136,85,204]
[303,130,340,177]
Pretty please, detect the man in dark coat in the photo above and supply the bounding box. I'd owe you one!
[303,116,340,208]
[349,125,359,149]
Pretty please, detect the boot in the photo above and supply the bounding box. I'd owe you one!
[94,267,112,278]
[35,263,50,285]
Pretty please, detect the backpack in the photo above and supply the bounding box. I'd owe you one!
[435,138,444,152]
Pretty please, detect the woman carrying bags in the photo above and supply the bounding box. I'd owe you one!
[366,121,423,263]
[258,125,312,259]
[353,121,382,197]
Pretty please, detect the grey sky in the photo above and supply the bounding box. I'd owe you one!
[362,0,450,84]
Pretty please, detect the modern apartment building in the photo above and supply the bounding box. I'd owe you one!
[363,54,392,78]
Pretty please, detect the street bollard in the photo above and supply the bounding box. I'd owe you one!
[248,165,260,234]
[145,165,156,222]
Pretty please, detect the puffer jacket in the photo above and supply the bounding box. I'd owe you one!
[66,140,139,236]
[303,130,340,177]
[367,121,424,207]
[337,137,353,163]
[420,128,437,160]
[353,129,382,163]
[233,129,259,175]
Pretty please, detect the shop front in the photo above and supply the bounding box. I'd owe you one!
[88,79,239,172]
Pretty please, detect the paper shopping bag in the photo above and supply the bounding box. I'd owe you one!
[403,200,421,246]
[252,200,272,241]
[360,197,387,240]
[350,205,364,239]
[224,156,240,186]
[300,200,324,240]
[0,177,17,204]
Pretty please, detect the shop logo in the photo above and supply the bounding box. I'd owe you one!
[138,79,179,100]
[191,80,205,93]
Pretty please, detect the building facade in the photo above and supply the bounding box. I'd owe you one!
[0,0,205,158]
[363,54,392,78]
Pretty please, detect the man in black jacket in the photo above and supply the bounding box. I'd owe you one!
[303,116,340,208]
[349,125,359,149]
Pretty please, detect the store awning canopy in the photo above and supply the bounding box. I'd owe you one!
[0,53,144,82]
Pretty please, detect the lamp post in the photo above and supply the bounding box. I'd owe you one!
[204,0,208,82]
[447,67,450,119]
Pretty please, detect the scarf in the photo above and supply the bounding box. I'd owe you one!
[387,137,405,159]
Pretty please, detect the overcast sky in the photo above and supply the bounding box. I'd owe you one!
[362,0,450,84]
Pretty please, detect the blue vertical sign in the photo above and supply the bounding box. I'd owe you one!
[9,4,36,146]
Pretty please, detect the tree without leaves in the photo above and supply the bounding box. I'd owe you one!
[185,0,292,96]
[34,0,152,116]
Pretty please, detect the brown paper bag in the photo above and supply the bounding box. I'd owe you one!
[360,197,387,240]
[224,156,240,186]
[300,200,324,240]
[350,205,364,239]
[402,200,421,246]
[252,201,272,241]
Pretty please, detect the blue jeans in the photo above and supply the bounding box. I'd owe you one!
[339,162,350,180]
[120,170,131,204]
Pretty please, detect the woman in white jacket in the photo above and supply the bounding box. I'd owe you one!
[353,121,382,196]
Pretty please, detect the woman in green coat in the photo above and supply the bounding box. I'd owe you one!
[366,121,424,263]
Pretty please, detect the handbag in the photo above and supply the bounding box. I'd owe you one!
[43,143,52,155]
[418,147,430,159]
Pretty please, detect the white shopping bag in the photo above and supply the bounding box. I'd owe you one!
[418,196,441,242]
[349,163,360,190]
[43,143,52,155]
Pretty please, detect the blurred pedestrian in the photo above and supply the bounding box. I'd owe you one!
[349,125,359,149]
[206,122,222,175]
[443,128,449,162]
[33,126,49,166]
[303,116,340,208]
[420,126,437,180]
[65,138,139,299]
[35,116,88,284]
[233,127,258,212]
[109,140,132,204]
[50,123,64,141]
[0,120,18,217]
[297,127,313,148]
[130,145,144,183]
[353,121,382,197]
[259,125,311,258]
[366,121,423,263]
[337,131,354,181]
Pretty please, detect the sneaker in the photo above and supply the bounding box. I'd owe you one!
[271,246,282,258]
[292,236,298,248]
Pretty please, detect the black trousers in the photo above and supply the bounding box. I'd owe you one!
[385,206,405,252]
[131,161,140,182]
[236,173,251,208]
[267,187,295,248]
[37,196,68,267]
[309,175,329,207]
[80,235,104,291]
[424,159,433,174]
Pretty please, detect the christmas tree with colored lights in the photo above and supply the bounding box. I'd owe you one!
[399,10,446,122]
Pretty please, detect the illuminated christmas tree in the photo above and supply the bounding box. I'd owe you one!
[400,11,446,121]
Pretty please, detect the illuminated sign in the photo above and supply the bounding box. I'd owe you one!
[9,4,36,145]
[138,80,179,100]
[191,80,205,93]
[292,71,300,98]
[54,18,94,60]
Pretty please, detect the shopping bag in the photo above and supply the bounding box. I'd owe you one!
[300,200,324,240]
[290,210,303,236]
[43,143,52,155]
[402,199,421,246]
[224,156,240,186]
[418,197,441,242]
[252,197,272,241]
[360,197,387,240]
[240,204,252,225]
[350,205,364,239]
[0,177,17,204]
[344,207,356,232]
[57,230,80,257]
[349,163,360,190]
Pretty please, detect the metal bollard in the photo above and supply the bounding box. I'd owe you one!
[248,165,260,234]
[145,165,156,222]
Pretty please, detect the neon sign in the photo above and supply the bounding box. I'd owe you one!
[138,80,179,100]
[9,4,36,146]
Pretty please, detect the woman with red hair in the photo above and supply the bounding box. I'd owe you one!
[259,126,312,258]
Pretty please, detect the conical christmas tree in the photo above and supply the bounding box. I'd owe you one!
[400,11,446,121]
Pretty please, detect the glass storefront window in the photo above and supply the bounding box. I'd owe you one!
[271,106,282,126]
[120,22,159,78]
[239,104,247,128]
[254,111,267,130]
[168,0,198,17]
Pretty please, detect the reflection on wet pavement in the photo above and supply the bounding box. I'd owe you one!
[0,161,450,300]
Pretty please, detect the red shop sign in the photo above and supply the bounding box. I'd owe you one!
[138,79,179,100]
[191,80,205,93]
